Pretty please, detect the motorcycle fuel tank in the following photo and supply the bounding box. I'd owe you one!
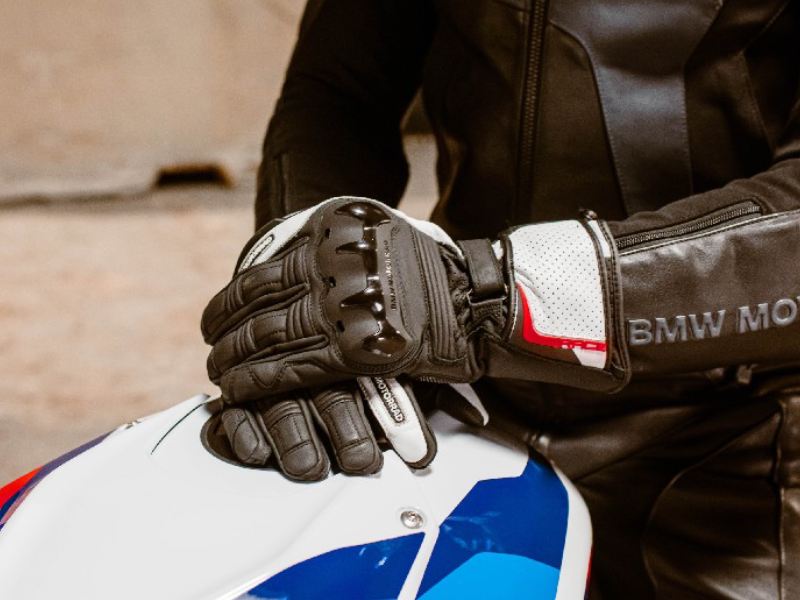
[0,392,591,599]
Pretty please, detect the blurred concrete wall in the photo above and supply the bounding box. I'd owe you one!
[0,1,302,200]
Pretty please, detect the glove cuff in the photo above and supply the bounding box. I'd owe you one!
[486,216,630,392]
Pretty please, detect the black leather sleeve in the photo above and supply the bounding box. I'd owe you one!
[608,88,800,378]
[254,0,435,228]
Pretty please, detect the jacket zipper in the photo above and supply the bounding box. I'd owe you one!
[615,200,763,252]
[516,0,548,221]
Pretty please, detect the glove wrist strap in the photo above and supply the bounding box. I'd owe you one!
[457,239,507,330]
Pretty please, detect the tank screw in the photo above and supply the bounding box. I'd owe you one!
[400,509,424,529]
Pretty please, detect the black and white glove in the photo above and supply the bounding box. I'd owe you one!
[202,196,629,480]
[202,196,628,402]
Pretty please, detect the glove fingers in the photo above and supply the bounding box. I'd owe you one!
[309,384,383,476]
[220,406,272,466]
[208,304,323,382]
[255,398,331,482]
[220,346,343,404]
[358,377,437,469]
[201,244,309,344]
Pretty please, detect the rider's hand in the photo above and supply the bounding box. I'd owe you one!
[202,195,625,476]
[201,197,507,403]
[217,378,487,481]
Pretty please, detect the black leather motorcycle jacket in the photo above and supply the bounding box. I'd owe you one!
[254,0,800,391]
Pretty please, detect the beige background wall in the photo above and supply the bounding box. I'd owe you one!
[0,0,302,200]
[0,4,437,482]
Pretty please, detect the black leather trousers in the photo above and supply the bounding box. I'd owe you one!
[485,369,800,599]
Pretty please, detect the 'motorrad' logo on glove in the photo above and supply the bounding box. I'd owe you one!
[372,377,406,423]
[336,202,408,358]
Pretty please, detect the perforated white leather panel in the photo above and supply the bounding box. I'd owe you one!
[508,221,606,343]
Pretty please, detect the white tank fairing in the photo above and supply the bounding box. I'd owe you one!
[0,393,591,599]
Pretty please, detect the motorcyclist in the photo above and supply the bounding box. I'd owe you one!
[202,1,800,597]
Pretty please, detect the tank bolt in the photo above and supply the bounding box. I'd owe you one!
[400,509,424,529]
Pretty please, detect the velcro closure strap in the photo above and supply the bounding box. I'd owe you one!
[458,238,506,301]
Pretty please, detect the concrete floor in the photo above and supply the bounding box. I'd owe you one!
[0,137,435,482]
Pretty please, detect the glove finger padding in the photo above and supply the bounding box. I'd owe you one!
[201,244,310,344]
[307,384,383,476]
[206,305,323,382]
[219,406,273,466]
[223,397,330,481]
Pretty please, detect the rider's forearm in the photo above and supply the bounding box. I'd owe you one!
[487,154,800,390]
[610,156,800,377]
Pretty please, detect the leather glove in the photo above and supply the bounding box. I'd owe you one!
[202,196,628,409]
[215,378,487,481]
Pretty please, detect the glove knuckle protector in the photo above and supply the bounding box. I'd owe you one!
[315,201,420,370]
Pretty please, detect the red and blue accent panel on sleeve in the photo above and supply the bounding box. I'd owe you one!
[0,433,110,533]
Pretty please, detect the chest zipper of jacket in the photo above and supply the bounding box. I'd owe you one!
[615,200,763,253]
[517,0,549,221]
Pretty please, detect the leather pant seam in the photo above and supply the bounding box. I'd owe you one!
[571,406,709,483]
[779,485,786,600]
[639,410,780,595]
[775,393,793,600]
[775,402,784,600]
